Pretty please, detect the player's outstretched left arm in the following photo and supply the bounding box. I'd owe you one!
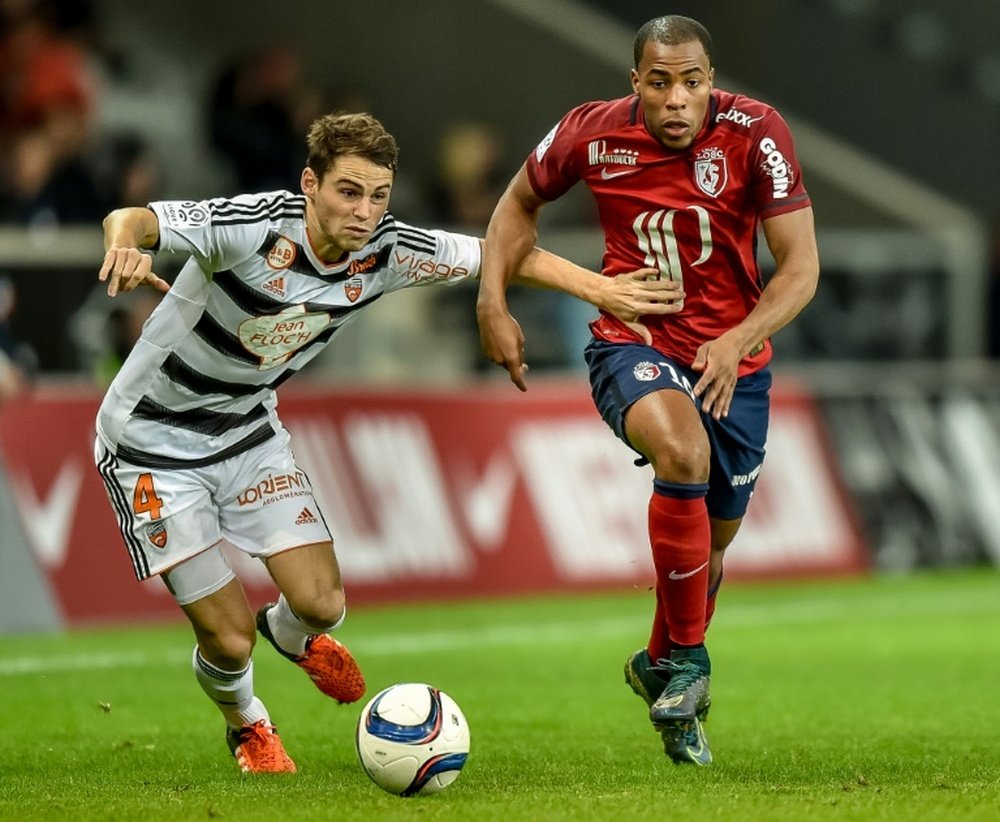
[98,207,170,297]
[478,165,688,386]
[692,206,819,419]
[511,252,685,345]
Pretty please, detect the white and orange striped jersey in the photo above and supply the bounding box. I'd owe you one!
[96,190,480,468]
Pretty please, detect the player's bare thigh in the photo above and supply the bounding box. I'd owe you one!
[265,541,345,630]
[624,388,710,483]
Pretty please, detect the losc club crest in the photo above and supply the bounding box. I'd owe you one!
[146,521,168,550]
[694,147,727,197]
[344,277,363,303]
[633,361,661,382]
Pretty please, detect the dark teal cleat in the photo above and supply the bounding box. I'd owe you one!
[623,648,669,707]
[660,717,713,766]
[648,646,712,765]
[626,646,714,765]
[648,646,712,727]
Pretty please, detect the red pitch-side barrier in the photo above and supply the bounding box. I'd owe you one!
[0,380,867,626]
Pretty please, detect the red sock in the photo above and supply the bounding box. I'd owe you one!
[648,485,710,648]
[653,569,721,660]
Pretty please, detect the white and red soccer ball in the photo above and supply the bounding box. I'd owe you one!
[356,683,470,796]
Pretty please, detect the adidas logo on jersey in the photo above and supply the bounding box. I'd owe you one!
[295,507,318,525]
[263,277,286,297]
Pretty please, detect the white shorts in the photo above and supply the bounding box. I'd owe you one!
[95,431,333,582]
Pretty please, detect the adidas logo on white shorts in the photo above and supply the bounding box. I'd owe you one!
[295,507,318,525]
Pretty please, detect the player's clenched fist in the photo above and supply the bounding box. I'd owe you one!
[98,246,169,297]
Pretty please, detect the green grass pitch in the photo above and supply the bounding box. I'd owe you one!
[1,570,999,820]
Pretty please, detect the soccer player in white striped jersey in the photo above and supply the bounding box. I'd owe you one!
[94,111,684,773]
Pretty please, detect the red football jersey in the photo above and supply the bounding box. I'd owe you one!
[526,89,811,375]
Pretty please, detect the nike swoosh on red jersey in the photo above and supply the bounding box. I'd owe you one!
[668,561,709,580]
[600,167,638,180]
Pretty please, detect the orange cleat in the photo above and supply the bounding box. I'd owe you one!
[296,633,366,703]
[256,603,366,704]
[226,720,297,774]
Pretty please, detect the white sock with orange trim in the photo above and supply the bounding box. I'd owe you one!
[267,594,345,657]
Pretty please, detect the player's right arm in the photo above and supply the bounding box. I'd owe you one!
[98,207,169,297]
[477,165,547,392]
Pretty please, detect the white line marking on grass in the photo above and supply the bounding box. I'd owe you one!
[354,616,641,656]
[1,586,996,676]
[0,650,184,676]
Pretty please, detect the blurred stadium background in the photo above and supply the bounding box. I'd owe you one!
[2,0,1000,632]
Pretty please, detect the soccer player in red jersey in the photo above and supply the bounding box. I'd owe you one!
[477,15,819,765]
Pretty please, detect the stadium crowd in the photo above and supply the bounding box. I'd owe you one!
[0,0,599,381]
[1,0,999,382]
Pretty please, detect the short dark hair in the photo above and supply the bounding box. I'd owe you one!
[306,112,399,179]
[633,15,713,68]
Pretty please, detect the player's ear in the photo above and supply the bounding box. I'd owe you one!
[301,167,318,199]
[630,68,640,96]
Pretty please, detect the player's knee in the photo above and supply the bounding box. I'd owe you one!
[198,626,256,670]
[290,587,346,632]
[649,437,710,483]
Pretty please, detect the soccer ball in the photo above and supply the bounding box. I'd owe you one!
[356,683,470,796]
